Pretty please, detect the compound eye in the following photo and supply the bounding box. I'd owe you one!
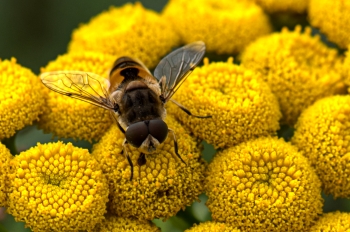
[149,120,168,144]
[125,121,148,148]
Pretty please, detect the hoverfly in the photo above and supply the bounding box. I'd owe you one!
[40,41,210,180]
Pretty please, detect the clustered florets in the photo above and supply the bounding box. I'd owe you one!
[1,0,350,231]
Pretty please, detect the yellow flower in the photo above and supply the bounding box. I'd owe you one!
[167,58,281,149]
[162,0,271,54]
[343,47,350,93]
[91,215,160,232]
[39,51,115,142]
[309,0,350,49]
[253,0,309,13]
[205,137,323,231]
[292,95,350,198]
[0,142,13,207]
[185,221,240,232]
[241,26,346,126]
[309,211,350,232]
[68,2,179,68]
[0,58,45,139]
[92,115,205,220]
[7,142,109,232]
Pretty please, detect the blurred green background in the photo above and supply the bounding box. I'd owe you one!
[0,1,350,232]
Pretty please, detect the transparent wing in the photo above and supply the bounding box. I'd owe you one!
[40,71,114,110]
[153,41,206,102]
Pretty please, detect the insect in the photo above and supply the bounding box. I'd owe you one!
[40,41,211,180]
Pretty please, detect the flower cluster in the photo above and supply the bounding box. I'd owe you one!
[0,142,13,207]
[343,48,350,93]
[40,51,115,142]
[6,142,109,232]
[91,214,160,232]
[205,137,323,231]
[168,58,281,149]
[292,95,350,198]
[308,0,350,49]
[309,211,350,231]
[0,58,45,139]
[253,0,309,13]
[92,115,206,220]
[68,2,179,68]
[162,0,271,54]
[185,221,240,232]
[241,26,346,126]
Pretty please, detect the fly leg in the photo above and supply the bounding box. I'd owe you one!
[121,139,134,181]
[170,99,212,118]
[168,129,186,164]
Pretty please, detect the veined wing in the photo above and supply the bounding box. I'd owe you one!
[40,71,114,110]
[153,41,206,102]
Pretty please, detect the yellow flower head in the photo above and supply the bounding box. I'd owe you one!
[7,142,109,232]
[309,0,350,49]
[205,137,323,231]
[162,0,272,54]
[167,58,281,149]
[91,215,160,232]
[241,26,346,126]
[0,58,45,139]
[185,221,240,232]
[253,0,309,13]
[292,95,350,198]
[92,115,206,220]
[39,51,115,142]
[343,47,350,93]
[0,142,13,207]
[309,211,350,232]
[68,2,179,68]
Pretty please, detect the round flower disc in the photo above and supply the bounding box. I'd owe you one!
[309,211,350,232]
[309,0,350,49]
[205,137,323,231]
[7,142,109,232]
[91,215,160,232]
[0,58,45,139]
[292,95,350,198]
[162,0,271,54]
[39,51,115,142]
[167,58,281,149]
[342,48,350,93]
[241,26,346,125]
[68,2,179,68]
[92,115,206,220]
[185,221,240,232]
[0,142,13,207]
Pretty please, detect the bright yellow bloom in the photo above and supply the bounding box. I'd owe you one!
[241,26,346,126]
[253,0,309,13]
[343,47,350,93]
[68,2,179,68]
[92,115,205,220]
[39,51,115,142]
[205,137,323,231]
[0,58,45,139]
[309,0,350,49]
[309,211,350,232]
[7,142,109,232]
[292,95,350,198]
[167,58,281,149]
[0,142,13,207]
[185,221,240,232]
[162,0,272,54]
[91,215,160,232]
